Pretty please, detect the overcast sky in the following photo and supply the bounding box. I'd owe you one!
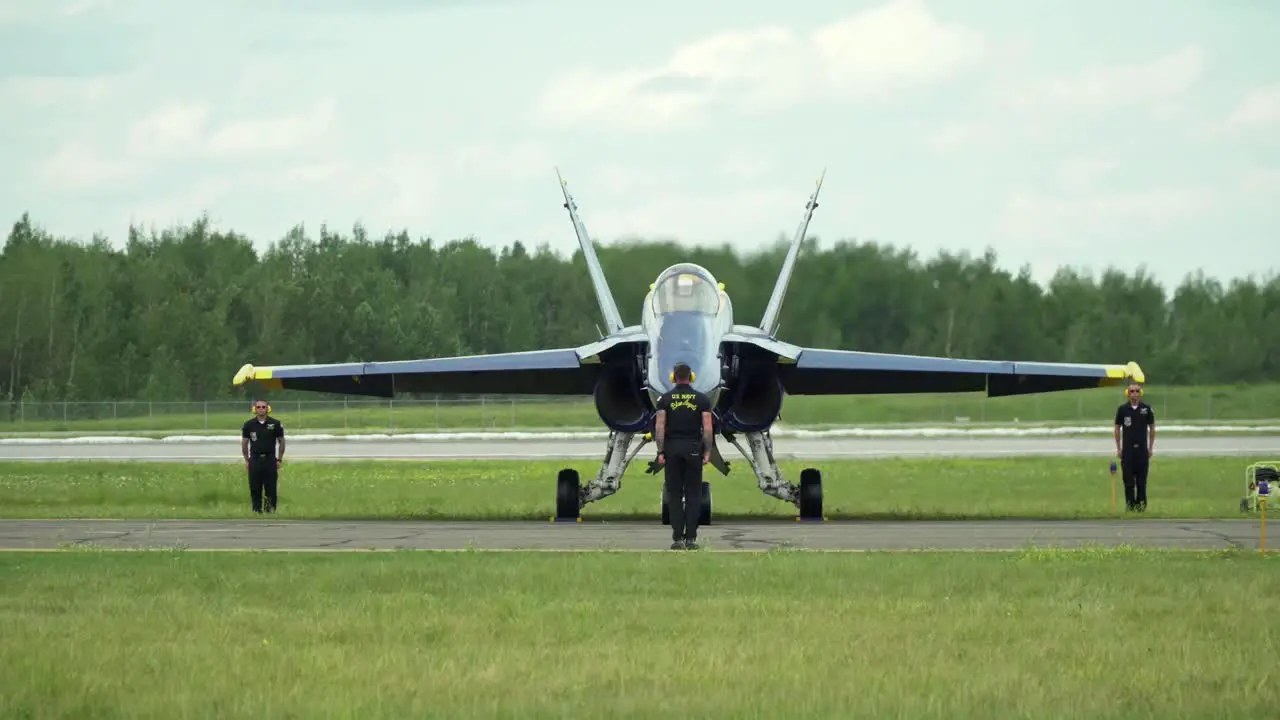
[2,0,1276,287]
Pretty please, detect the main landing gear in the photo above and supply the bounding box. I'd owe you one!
[555,468,582,522]
[797,468,823,521]
[721,429,824,521]
[553,429,646,522]
[552,428,824,523]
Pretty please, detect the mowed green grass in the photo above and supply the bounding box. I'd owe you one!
[2,550,1276,718]
[3,381,1277,434]
[0,456,1260,520]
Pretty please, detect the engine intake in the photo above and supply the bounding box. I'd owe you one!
[593,363,653,433]
[718,366,783,433]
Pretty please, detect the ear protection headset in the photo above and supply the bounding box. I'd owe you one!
[251,402,272,414]
[1125,383,1143,398]
[669,369,696,383]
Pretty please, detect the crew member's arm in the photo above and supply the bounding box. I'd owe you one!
[1113,407,1123,457]
[700,393,713,464]
[1147,407,1156,456]
[276,422,286,465]
[653,397,667,460]
[241,423,250,466]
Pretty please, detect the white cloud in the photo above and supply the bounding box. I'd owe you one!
[924,45,1207,154]
[61,0,111,17]
[34,141,135,190]
[535,0,988,130]
[0,75,120,107]
[1008,45,1205,113]
[1056,157,1118,190]
[996,186,1216,241]
[205,99,336,156]
[448,141,556,181]
[809,0,987,96]
[1225,85,1280,130]
[34,97,339,192]
[1240,167,1280,194]
[126,100,211,158]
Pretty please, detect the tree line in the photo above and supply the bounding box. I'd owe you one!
[1,212,1276,403]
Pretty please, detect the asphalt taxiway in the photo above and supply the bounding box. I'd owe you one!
[1,433,1274,553]
[0,518,1267,552]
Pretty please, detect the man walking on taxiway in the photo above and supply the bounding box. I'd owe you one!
[653,362,714,550]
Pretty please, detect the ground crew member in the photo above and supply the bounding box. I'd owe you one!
[1113,382,1155,511]
[653,362,713,550]
[241,400,286,513]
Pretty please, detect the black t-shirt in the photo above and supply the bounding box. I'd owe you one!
[242,416,285,456]
[656,383,711,456]
[1114,401,1154,452]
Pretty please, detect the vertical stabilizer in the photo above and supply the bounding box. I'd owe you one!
[759,170,825,337]
[557,169,626,335]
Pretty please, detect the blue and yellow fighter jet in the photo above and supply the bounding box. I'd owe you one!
[233,170,1145,524]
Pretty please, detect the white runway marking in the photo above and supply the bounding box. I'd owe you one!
[1,434,1276,462]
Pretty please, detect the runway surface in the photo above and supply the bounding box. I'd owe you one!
[2,434,1274,553]
[0,518,1268,552]
[2,433,1277,462]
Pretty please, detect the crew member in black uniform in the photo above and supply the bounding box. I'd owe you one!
[241,400,286,513]
[1113,382,1155,511]
[653,362,713,549]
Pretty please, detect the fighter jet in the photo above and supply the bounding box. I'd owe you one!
[232,170,1146,524]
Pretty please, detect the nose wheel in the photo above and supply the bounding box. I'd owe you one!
[661,480,712,526]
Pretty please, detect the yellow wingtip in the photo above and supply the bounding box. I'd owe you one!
[1099,361,1146,389]
[232,363,255,386]
[232,363,278,389]
[1126,361,1145,384]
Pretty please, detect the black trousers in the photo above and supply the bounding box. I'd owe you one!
[248,455,278,513]
[664,451,703,541]
[1120,451,1149,510]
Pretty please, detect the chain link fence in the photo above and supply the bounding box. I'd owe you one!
[0,388,1275,434]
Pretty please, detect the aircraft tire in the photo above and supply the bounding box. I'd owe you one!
[555,468,580,520]
[799,468,823,520]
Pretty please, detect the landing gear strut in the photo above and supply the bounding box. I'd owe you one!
[553,430,651,522]
[661,481,713,526]
[722,429,824,521]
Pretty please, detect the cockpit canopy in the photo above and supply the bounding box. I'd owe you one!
[651,267,720,315]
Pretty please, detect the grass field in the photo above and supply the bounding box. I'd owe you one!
[0,456,1262,520]
[2,549,1275,718]
[2,381,1277,435]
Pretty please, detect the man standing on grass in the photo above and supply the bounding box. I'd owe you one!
[653,362,713,550]
[241,400,286,513]
[1114,382,1155,512]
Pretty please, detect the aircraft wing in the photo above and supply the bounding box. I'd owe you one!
[232,331,646,398]
[727,333,1144,397]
